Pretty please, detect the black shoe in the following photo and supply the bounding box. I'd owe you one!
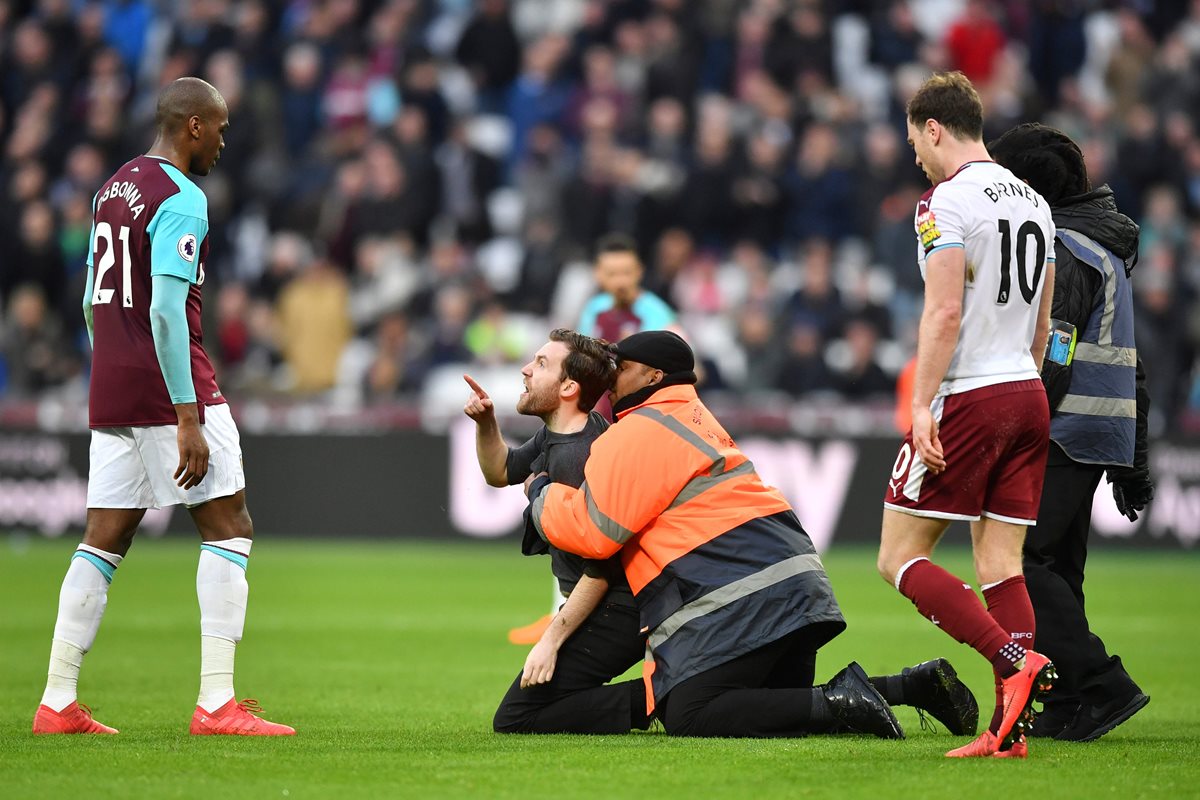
[824,662,905,739]
[902,658,979,736]
[1056,692,1150,742]
[1027,701,1079,738]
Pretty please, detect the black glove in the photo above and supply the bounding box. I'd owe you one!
[1111,476,1154,522]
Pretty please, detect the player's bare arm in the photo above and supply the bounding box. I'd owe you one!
[463,374,509,486]
[520,574,609,689]
[911,246,967,474]
[1031,261,1055,373]
[173,403,209,490]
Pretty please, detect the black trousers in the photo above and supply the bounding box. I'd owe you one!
[656,627,834,738]
[493,601,645,734]
[1023,443,1140,709]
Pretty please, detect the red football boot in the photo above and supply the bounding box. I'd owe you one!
[33,702,118,735]
[945,730,999,758]
[189,698,295,736]
[993,736,1028,758]
[996,651,1056,748]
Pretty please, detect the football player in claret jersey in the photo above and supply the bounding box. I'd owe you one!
[875,72,1057,758]
[33,77,293,736]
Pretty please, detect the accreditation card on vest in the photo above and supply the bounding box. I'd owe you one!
[914,160,1056,398]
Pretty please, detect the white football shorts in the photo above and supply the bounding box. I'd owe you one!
[87,403,246,509]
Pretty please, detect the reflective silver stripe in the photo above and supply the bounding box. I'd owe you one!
[1058,394,1136,418]
[668,460,756,510]
[631,407,722,462]
[584,481,637,544]
[1072,342,1136,367]
[1060,230,1117,346]
[648,553,825,649]
[631,407,759,509]
[530,483,549,540]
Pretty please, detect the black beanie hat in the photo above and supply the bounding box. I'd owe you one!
[987,122,1089,205]
[612,330,694,374]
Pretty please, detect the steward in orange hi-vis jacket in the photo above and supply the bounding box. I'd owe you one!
[525,331,973,739]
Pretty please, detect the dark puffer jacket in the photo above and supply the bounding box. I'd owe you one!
[1043,185,1150,483]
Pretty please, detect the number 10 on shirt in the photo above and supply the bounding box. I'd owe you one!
[996,218,1046,306]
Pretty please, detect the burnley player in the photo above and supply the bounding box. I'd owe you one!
[33,77,293,736]
[876,72,1056,757]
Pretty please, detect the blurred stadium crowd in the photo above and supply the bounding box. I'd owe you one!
[1,0,1199,433]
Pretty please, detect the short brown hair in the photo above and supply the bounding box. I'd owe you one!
[594,232,638,258]
[906,71,983,141]
[549,328,617,411]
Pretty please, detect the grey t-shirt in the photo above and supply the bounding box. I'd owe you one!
[506,411,635,605]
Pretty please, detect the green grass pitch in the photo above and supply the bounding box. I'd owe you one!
[1,537,1196,799]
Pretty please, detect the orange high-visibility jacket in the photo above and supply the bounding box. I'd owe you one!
[530,384,846,700]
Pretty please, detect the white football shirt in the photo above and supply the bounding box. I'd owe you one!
[914,160,1056,396]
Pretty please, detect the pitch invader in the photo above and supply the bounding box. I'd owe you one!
[33,77,293,736]
[877,71,1057,758]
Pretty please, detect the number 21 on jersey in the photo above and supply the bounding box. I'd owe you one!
[92,222,132,307]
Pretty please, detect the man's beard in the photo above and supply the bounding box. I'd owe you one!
[516,386,557,417]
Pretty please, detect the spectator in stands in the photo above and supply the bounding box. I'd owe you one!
[417,283,476,376]
[944,0,1007,85]
[731,129,788,250]
[0,284,78,397]
[775,320,832,398]
[9,200,65,316]
[736,304,786,393]
[781,238,845,341]
[869,1,923,71]
[362,311,419,401]
[280,41,324,159]
[505,216,567,317]
[0,0,1196,435]
[830,317,894,400]
[464,300,527,366]
[275,257,352,394]
[784,123,855,243]
[456,0,522,113]
[437,117,501,245]
[506,35,571,170]
[400,50,450,146]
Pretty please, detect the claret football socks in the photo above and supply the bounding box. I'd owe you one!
[896,558,1028,674]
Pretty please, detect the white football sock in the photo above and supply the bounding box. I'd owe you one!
[196,538,252,713]
[41,545,123,712]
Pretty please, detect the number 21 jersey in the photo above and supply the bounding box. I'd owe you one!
[915,160,1056,396]
[87,155,222,428]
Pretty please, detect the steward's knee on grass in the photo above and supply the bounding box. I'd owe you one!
[492,702,534,734]
[655,698,703,737]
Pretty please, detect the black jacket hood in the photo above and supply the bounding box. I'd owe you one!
[1052,184,1140,269]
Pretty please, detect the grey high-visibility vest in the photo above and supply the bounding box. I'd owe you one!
[1050,229,1137,467]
